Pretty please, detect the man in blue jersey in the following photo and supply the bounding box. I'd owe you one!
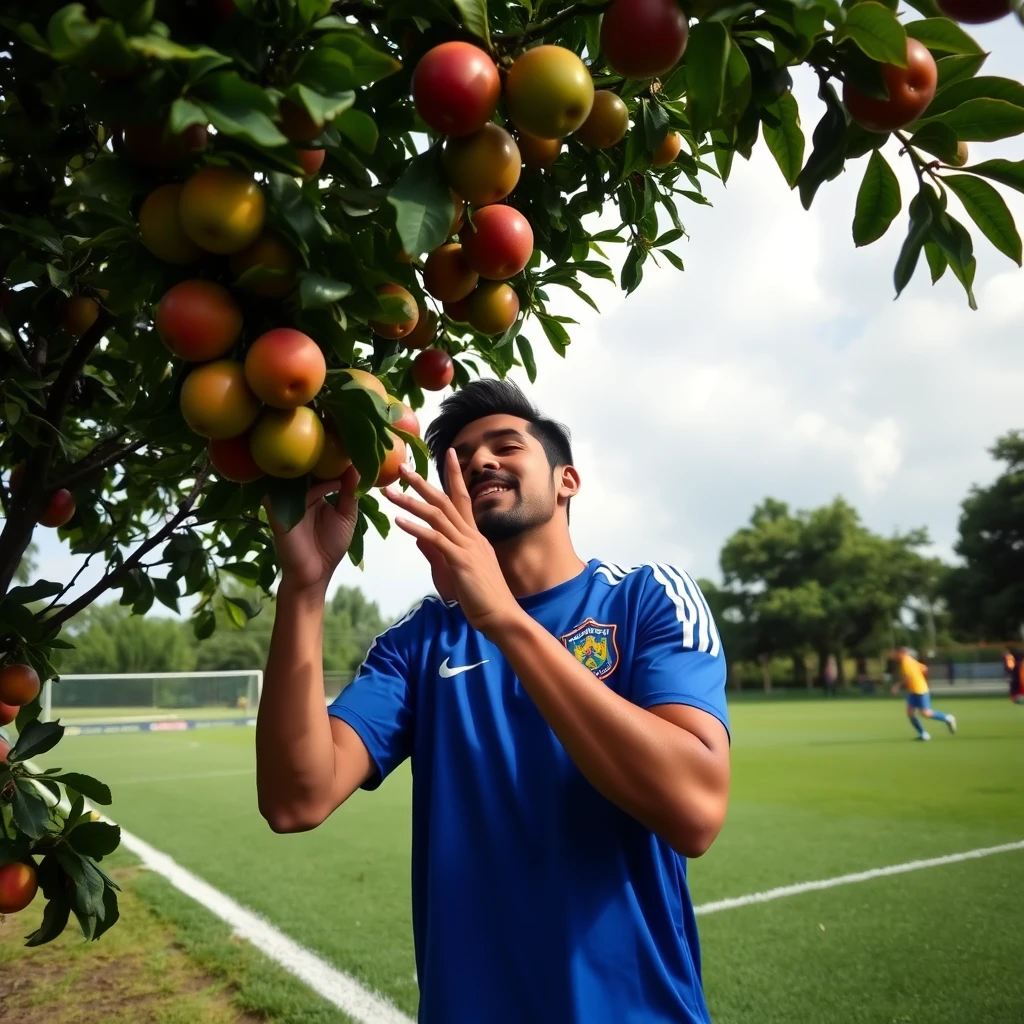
[256,380,731,1024]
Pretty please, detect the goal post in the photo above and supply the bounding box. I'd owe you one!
[41,669,264,728]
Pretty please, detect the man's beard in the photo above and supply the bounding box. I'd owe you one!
[470,474,555,543]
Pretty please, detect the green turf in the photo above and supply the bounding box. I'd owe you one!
[50,705,255,723]
[38,696,1024,1022]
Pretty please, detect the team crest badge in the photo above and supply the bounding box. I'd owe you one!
[561,619,619,680]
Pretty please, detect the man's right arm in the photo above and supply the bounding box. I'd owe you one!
[255,581,373,833]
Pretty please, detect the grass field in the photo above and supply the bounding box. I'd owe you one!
[48,705,255,724]
[22,695,1024,1023]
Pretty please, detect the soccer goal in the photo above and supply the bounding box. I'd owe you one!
[41,669,263,733]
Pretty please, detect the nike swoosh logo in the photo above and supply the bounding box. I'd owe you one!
[438,657,489,678]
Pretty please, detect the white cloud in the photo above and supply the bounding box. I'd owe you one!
[29,23,1024,623]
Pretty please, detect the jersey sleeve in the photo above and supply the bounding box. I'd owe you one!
[327,601,428,790]
[629,564,729,735]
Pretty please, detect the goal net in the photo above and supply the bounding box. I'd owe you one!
[42,670,263,732]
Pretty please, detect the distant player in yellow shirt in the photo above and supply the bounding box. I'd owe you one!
[892,647,957,741]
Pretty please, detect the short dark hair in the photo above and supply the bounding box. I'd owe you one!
[425,378,573,480]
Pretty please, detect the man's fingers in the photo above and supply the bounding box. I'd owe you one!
[394,518,458,562]
[384,483,462,542]
[444,448,475,521]
[397,463,470,532]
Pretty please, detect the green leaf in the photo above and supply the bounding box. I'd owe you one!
[24,893,73,947]
[924,77,1024,120]
[922,189,978,309]
[194,73,288,147]
[853,150,902,246]
[10,720,65,762]
[908,122,960,163]
[298,273,352,309]
[894,189,934,297]
[193,607,216,641]
[942,174,1022,265]
[641,99,671,151]
[516,336,537,384]
[927,99,1024,142]
[453,0,492,47]
[796,82,848,210]
[905,18,984,56]
[358,493,391,539]
[935,53,988,91]
[965,158,1024,195]
[335,109,378,154]
[762,93,805,188]
[12,784,50,839]
[221,561,260,584]
[287,82,356,127]
[924,240,948,283]
[52,773,112,806]
[153,577,180,613]
[128,35,220,61]
[6,581,63,604]
[314,34,401,88]
[837,2,908,65]
[266,476,309,533]
[68,821,121,860]
[225,595,260,621]
[661,249,685,272]
[537,314,571,355]
[388,149,454,258]
[686,22,731,135]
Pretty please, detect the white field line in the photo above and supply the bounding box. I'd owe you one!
[26,761,1022,1019]
[694,839,1024,916]
[26,764,414,1024]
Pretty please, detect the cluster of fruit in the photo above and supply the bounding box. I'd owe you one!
[133,144,423,489]
[394,0,691,339]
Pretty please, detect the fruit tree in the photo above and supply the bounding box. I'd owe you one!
[2,0,1023,945]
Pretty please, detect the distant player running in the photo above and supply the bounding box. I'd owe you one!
[892,647,956,741]
[1008,648,1024,705]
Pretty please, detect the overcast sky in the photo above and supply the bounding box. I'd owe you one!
[29,21,1024,624]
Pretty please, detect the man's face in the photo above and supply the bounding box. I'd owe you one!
[449,414,560,543]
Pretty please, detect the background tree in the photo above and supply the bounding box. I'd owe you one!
[2,0,1024,946]
[944,430,1024,641]
[720,497,935,684]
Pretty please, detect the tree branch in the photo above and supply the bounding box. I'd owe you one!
[58,435,146,492]
[46,467,210,630]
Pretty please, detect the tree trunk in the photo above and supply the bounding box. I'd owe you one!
[759,653,772,694]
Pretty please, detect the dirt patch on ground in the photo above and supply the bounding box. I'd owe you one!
[0,866,266,1024]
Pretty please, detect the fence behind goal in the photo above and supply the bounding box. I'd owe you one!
[42,670,264,734]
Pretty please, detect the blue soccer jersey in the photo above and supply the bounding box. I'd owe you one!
[328,558,729,1024]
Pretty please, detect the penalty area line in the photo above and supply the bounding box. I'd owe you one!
[694,839,1024,916]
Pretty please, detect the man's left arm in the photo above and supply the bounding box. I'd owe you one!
[494,611,730,858]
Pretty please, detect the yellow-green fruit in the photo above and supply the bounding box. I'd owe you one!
[505,45,595,140]
[179,361,261,440]
[179,167,266,255]
[139,185,203,265]
[576,91,630,150]
[229,233,298,297]
[250,407,325,478]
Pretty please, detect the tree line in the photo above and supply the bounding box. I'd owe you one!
[44,430,1022,692]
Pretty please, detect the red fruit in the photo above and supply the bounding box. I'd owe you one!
[40,490,76,529]
[937,0,1011,23]
[280,100,323,143]
[375,433,408,488]
[404,306,438,349]
[601,0,689,80]
[412,41,501,137]
[0,664,41,707]
[62,296,99,336]
[369,284,419,339]
[387,396,421,438]
[244,328,326,409]
[0,862,38,915]
[443,297,472,323]
[843,39,938,133]
[297,149,326,177]
[412,349,455,391]
[0,735,9,761]
[209,434,263,483]
[466,282,520,336]
[156,281,242,362]
[652,131,683,167]
[423,243,479,303]
[0,702,18,727]
[517,132,563,169]
[461,205,534,281]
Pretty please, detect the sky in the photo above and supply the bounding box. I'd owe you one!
[29,19,1024,624]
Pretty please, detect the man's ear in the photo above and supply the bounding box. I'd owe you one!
[557,465,581,501]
